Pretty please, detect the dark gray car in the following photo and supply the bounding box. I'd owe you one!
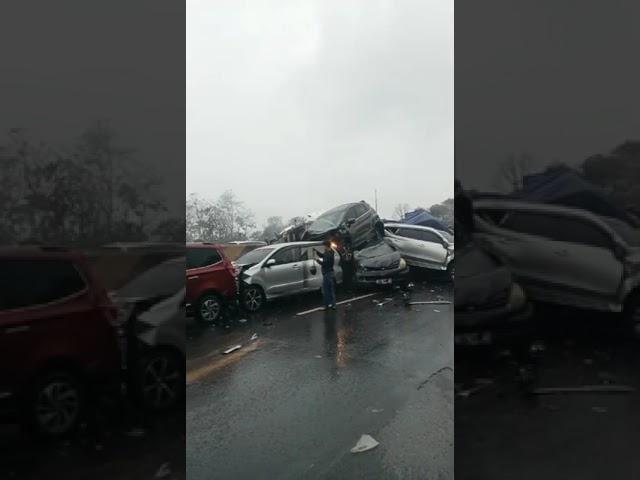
[304,201,383,254]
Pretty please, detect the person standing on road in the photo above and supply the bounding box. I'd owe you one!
[316,240,337,310]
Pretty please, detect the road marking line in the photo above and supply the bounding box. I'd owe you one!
[187,339,262,384]
[295,293,377,316]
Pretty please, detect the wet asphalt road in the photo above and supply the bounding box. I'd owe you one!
[186,280,454,480]
[455,305,640,480]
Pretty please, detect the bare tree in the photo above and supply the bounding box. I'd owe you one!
[393,203,412,220]
[186,191,255,242]
[496,153,535,192]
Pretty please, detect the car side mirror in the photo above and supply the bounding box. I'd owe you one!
[264,258,276,268]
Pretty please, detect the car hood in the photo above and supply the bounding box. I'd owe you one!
[455,243,512,307]
[355,240,401,268]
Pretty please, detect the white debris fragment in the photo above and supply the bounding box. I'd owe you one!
[371,408,384,413]
[250,333,258,341]
[155,462,171,479]
[238,318,248,323]
[223,345,242,355]
[314,355,322,359]
[350,434,380,453]
[433,309,440,313]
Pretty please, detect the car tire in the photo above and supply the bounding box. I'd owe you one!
[242,285,265,312]
[26,370,84,438]
[133,350,185,412]
[196,292,223,324]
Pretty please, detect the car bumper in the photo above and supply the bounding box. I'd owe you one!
[455,283,534,345]
[355,266,411,285]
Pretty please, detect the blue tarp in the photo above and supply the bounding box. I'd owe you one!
[518,169,631,222]
[401,209,450,232]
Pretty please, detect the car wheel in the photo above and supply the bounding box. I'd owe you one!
[197,292,222,324]
[27,371,84,438]
[134,350,184,412]
[243,285,265,312]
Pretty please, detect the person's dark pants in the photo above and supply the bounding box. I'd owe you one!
[322,272,336,307]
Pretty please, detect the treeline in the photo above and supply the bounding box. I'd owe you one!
[0,121,183,245]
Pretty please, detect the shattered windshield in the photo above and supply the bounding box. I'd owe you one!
[310,205,349,230]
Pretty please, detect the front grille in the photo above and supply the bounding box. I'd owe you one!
[361,260,400,272]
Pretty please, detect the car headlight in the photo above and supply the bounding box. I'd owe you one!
[399,258,407,269]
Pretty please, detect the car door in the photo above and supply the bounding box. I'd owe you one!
[415,229,449,268]
[261,246,304,297]
[499,211,623,308]
[301,246,323,291]
[185,247,224,303]
[391,228,425,263]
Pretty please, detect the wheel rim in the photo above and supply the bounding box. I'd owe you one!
[245,288,262,311]
[200,297,220,321]
[142,355,181,409]
[36,380,80,434]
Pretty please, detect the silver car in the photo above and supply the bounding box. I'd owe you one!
[384,222,455,276]
[473,199,640,325]
[235,242,343,312]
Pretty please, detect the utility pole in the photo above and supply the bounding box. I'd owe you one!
[375,189,378,211]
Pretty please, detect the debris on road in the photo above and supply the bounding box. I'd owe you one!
[350,434,380,453]
[433,309,441,312]
[223,345,242,355]
[371,408,384,413]
[154,462,171,479]
[239,318,248,324]
[377,299,392,307]
[532,385,635,395]
[314,355,322,359]
[250,333,258,341]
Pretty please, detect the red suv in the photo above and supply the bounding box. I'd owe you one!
[0,248,121,437]
[186,243,237,323]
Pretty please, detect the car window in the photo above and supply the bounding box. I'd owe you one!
[476,208,509,226]
[397,228,422,240]
[418,230,444,244]
[187,247,222,269]
[0,258,87,310]
[236,247,275,265]
[353,204,368,217]
[118,258,185,299]
[502,212,613,249]
[271,247,301,265]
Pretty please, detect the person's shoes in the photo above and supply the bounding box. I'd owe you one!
[330,304,337,310]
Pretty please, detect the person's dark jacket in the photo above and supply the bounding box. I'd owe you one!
[316,249,335,275]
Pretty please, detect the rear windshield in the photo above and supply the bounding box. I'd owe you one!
[236,247,275,265]
[187,247,222,269]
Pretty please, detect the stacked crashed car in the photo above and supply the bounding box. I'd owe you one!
[353,239,410,287]
[384,222,454,278]
[111,256,185,411]
[303,201,384,257]
[235,242,343,312]
[454,225,532,347]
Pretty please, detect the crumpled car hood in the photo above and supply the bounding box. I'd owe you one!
[355,240,401,268]
[455,243,512,307]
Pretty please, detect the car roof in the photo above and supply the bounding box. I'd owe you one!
[384,222,447,236]
[254,241,324,251]
[187,242,225,249]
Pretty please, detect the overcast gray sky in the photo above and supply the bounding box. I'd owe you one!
[0,0,184,219]
[187,0,454,227]
[456,0,640,192]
